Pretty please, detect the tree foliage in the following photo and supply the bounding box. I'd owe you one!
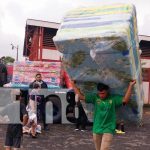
[0,56,15,64]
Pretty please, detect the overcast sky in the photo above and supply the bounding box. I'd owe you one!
[0,0,150,60]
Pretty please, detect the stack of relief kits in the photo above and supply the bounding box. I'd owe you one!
[54,4,144,124]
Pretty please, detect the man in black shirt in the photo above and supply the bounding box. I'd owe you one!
[29,73,49,131]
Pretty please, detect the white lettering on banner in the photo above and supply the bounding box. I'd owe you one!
[0,88,21,124]
[0,88,90,124]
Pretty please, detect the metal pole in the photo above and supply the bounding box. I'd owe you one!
[11,44,19,61]
[16,45,19,61]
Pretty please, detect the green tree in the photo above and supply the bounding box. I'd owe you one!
[0,56,15,64]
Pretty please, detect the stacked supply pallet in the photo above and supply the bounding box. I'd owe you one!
[12,61,61,88]
[54,4,144,123]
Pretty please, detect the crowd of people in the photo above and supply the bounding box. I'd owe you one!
[0,73,50,149]
[0,72,136,150]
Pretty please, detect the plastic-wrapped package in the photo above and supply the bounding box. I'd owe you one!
[12,61,61,88]
[54,4,143,123]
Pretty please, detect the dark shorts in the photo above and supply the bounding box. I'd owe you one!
[5,124,23,148]
[5,135,22,148]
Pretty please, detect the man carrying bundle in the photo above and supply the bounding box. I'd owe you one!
[71,80,136,150]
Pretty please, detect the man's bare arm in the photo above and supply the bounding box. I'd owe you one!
[123,80,136,104]
[71,80,85,101]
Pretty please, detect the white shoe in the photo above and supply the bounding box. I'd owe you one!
[74,128,79,131]
[81,129,85,132]
[36,125,42,134]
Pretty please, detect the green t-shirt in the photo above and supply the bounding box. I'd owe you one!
[85,93,123,134]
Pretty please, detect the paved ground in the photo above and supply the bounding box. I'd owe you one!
[0,107,150,150]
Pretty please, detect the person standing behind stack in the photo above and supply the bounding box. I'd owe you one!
[74,96,88,132]
[29,73,49,131]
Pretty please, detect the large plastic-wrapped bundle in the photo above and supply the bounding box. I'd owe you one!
[54,4,143,123]
[12,61,61,88]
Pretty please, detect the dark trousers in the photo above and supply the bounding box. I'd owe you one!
[76,116,87,130]
[75,102,88,130]
[37,103,48,128]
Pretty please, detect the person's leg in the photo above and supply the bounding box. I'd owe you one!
[31,122,37,137]
[81,117,87,131]
[81,123,86,131]
[100,133,113,150]
[116,120,125,134]
[93,133,102,150]
[75,118,80,130]
[75,117,81,131]
[5,147,11,150]
[120,121,125,132]
[40,102,49,130]
[42,110,49,130]
[116,122,120,130]
[5,134,13,150]
[12,137,22,150]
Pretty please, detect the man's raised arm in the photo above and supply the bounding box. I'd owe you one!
[123,80,136,104]
[71,80,85,101]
